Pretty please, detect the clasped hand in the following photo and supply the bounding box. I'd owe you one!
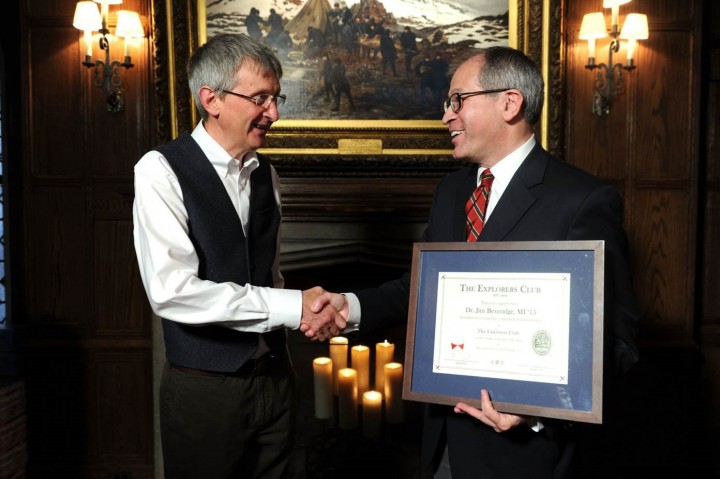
[299,287,349,341]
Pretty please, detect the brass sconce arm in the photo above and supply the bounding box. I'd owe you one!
[82,34,134,113]
[579,4,648,117]
[584,38,635,116]
[73,1,144,113]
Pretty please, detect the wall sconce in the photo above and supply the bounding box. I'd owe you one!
[579,0,648,116]
[73,0,145,113]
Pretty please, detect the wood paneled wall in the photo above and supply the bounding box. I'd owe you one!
[564,0,703,343]
[700,0,720,439]
[18,0,155,476]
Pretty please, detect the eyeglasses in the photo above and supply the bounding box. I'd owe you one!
[221,90,286,108]
[443,88,511,112]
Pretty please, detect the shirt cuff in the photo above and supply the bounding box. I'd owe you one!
[527,416,545,432]
[267,288,303,330]
[336,292,361,334]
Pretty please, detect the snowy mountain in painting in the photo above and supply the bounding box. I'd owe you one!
[205,0,507,44]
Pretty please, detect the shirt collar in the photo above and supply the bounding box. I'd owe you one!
[477,135,536,196]
[191,122,259,176]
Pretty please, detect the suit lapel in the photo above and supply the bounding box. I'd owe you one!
[481,144,548,241]
[454,165,480,241]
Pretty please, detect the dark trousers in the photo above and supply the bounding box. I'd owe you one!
[160,359,297,479]
[423,406,576,479]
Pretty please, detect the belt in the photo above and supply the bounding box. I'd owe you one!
[170,353,282,378]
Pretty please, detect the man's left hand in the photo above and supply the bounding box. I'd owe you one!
[454,389,527,433]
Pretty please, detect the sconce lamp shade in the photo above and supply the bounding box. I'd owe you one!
[579,13,608,40]
[92,0,123,5]
[115,10,145,38]
[620,13,649,40]
[73,1,102,31]
[602,0,631,7]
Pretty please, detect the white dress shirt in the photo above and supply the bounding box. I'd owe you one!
[133,122,301,332]
[482,135,536,222]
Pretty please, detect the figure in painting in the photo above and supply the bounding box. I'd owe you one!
[429,52,450,108]
[306,26,326,58]
[379,29,398,77]
[415,55,434,104]
[400,26,418,76]
[331,58,355,112]
[244,7,263,40]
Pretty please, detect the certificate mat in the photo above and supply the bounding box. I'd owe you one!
[403,241,605,424]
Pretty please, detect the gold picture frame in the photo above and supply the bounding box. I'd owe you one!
[152,0,563,157]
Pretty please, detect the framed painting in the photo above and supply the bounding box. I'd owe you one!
[153,0,563,156]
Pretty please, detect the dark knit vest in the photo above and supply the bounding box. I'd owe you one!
[156,133,283,372]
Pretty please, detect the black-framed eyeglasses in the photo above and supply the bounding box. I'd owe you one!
[221,90,286,108]
[443,88,511,112]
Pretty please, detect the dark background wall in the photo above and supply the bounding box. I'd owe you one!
[0,0,718,477]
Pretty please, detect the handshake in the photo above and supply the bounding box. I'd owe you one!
[299,287,350,341]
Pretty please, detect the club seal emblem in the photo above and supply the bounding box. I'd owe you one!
[532,330,552,356]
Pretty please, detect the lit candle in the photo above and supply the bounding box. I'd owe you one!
[587,38,597,60]
[626,38,637,61]
[362,390,382,439]
[83,30,93,57]
[351,345,370,396]
[374,340,394,393]
[337,368,358,430]
[329,336,348,394]
[384,362,404,424]
[312,357,333,420]
[100,1,109,27]
[610,5,620,32]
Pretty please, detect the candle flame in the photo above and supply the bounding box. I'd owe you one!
[364,390,382,400]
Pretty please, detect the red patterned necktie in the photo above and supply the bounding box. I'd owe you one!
[466,169,494,242]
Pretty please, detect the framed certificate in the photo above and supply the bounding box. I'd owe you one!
[403,241,605,424]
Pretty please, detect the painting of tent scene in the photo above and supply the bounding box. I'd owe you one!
[205,0,509,120]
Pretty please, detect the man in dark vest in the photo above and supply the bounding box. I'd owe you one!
[133,33,345,478]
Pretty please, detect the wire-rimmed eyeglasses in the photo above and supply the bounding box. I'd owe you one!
[443,88,511,112]
[221,90,286,108]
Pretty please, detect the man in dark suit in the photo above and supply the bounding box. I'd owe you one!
[313,46,639,478]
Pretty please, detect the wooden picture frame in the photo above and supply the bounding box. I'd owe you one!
[151,0,564,157]
[404,240,605,424]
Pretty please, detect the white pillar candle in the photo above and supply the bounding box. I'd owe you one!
[83,30,93,57]
[362,390,382,439]
[351,345,370,396]
[587,38,597,61]
[384,362,404,424]
[626,38,637,61]
[374,340,394,393]
[329,336,348,394]
[312,357,333,420]
[611,5,620,32]
[337,368,358,430]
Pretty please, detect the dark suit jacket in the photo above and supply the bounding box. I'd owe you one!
[355,143,639,479]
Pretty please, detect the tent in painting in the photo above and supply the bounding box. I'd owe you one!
[285,0,332,41]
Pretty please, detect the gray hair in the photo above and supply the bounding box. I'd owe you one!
[471,46,544,125]
[188,33,283,120]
